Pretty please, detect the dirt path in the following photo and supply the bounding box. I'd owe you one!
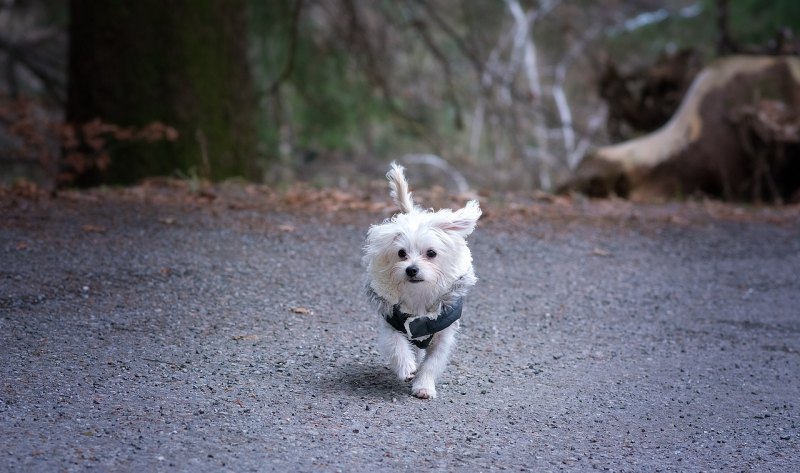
[2,185,799,472]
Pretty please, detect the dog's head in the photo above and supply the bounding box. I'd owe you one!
[364,200,481,309]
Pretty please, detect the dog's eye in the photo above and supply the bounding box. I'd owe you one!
[398,249,407,259]
[426,249,437,258]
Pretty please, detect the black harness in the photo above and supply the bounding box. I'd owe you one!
[384,297,463,349]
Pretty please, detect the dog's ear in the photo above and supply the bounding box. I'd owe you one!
[365,223,400,257]
[435,200,481,237]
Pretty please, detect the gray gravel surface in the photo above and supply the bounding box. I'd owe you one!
[1,191,799,472]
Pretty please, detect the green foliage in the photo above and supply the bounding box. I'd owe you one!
[250,1,390,164]
[290,48,376,151]
[602,5,715,66]
[604,1,800,67]
[247,1,501,169]
[725,0,800,44]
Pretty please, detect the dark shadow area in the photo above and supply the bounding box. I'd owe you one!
[317,361,405,400]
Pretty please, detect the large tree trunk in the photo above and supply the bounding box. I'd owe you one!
[66,0,257,186]
[563,56,800,203]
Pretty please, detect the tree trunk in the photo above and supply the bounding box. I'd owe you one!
[66,0,257,185]
[562,56,800,203]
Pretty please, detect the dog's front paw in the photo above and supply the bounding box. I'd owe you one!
[412,385,437,399]
[396,362,417,382]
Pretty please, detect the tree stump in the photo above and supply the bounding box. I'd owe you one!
[564,55,800,203]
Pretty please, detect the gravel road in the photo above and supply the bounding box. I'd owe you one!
[1,187,799,472]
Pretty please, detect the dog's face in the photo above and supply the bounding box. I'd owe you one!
[364,201,481,310]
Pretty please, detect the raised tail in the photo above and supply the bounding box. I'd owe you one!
[386,162,415,214]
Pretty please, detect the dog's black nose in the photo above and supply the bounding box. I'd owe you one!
[405,265,419,277]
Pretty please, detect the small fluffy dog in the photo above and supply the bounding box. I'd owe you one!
[363,163,481,399]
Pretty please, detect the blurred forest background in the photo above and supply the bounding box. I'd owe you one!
[1,0,798,200]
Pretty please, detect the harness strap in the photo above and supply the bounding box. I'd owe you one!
[384,297,463,348]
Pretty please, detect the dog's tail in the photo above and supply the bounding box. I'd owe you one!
[387,162,415,214]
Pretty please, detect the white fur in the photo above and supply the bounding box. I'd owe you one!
[387,162,417,214]
[363,162,481,399]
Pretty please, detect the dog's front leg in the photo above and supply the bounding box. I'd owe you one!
[412,323,457,399]
[378,321,417,381]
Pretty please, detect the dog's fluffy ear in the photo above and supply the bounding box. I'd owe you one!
[364,222,399,260]
[433,200,481,237]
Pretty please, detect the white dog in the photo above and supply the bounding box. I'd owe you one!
[363,163,481,399]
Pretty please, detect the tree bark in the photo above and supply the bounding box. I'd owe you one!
[66,0,257,185]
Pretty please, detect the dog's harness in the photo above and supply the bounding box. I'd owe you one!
[384,297,463,349]
[366,273,474,349]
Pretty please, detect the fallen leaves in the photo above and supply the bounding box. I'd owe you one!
[282,186,383,213]
[232,334,259,342]
[82,224,107,233]
[59,119,179,186]
[3,179,46,200]
[4,176,800,238]
[591,248,612,257]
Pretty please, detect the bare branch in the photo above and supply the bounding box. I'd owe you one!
[404,6,464,129]
[413,0,484,74]
[401,153,471,194]
[506,0,556,189]
[568,105,607,170]
[266,0,304,95]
